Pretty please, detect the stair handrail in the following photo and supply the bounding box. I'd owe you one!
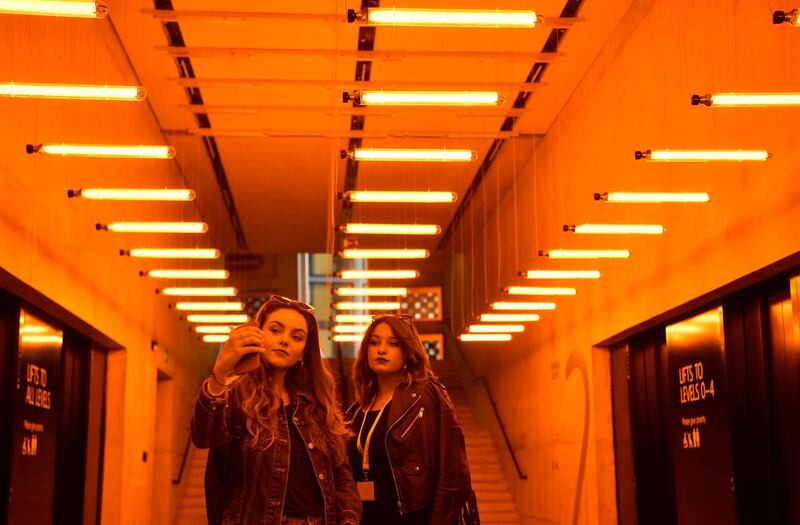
[443,319,528,480]
[172,432,193,485]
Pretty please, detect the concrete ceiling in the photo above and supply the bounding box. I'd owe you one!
[109,0,634,271]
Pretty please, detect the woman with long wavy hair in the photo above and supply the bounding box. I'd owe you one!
[192,295,361,525]
[346,314,472,525]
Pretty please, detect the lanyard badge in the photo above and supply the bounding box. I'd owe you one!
[356,403,387,501]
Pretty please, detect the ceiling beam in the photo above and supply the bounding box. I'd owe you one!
[175,103,531,117]
[163,128,518,139]
[155,46,560,62]
[168,77,548,91]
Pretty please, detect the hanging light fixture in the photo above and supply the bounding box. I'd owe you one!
[27,143,175,159]
[523,270,601,279]
[0,82,144,100]
[634,149,770,162]
[480,313,540,322]
[692,92,800,107]
[342,148,475,162]
[344,90,502,106]
[490,302,556,311]
[594,192,710,203]
[333,334,363,342]
[162,287,237,297]
[342,191,457,203]
[348,7,540,28]
[195,325,233,334]
[340,249,429,259]
[331,324,370,333]
[458,333,513,342]
[773,9,800,25]
[335,287,408,296]
[146,269,229,279]
[563,224,664,234]
[98,222,207,234]
[175,302,243,311]
[202,335,229,343]
[467,324,525,333]
[0,0,107,18]
[124,248,220,259]
[69,188,195,201]
[538,249,629,259]
[340,223,441,235]
[338,269,420,280]
[186,314,248,323]
[333,314,374,323]
[333,301,401,311]
[504,286,576,296]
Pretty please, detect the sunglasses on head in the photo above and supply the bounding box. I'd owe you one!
[372,313,415,327]
[261,295,315,313]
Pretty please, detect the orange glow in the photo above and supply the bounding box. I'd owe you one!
[104,222,207,234]
[524,270,600,279]
[128,248,220,259]
[458,333,513,342]
[338,270,420,280]
[343,191,457,203]
[340,249,429,259]
[175,302,243,311]
[480,313,540,322]
[333,301,401,310]
[33,143,175,159]
[202,335,229,343]
[162,287,237,297]
[195,325,233,334]
[491,302,556,311]
[347,148,475,162]
[539,250,629,259]
[467,324,525,333]
[341,223,441,235]
[0,82,143,100]
[147,269,228,279]
[335,287,407,296]
[75,188,195,201]
[505,286,576,296]
[364,7,539,28]
[0,0,107,18]
[186,314,248,323]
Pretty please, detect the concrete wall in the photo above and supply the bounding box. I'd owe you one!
[0,14,220,525]
[444,0,800,523]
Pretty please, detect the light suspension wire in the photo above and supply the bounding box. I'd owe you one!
[347,90,502,106]
[523,270,601,279]
[341,223,441,235]
[692,92,800,107]
[634,149,770,162]
[0,0,107,18]
[339,249,429,259]
[27,143,175,159]
[564,224,664,234]
[146,269,229,279]
[0,82,144,100]
[353,7,540,28]
[342,191,457,203]
[504,286,576,296]
[343,148,476,162]
[338,270,419,280]
[125,248,220,259]
[538,249,629,259]
[595,192,710,203]
[70,188,195,201]
[99,222,207,234]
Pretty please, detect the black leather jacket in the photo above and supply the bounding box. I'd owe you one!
[192,386,361,525]
[345,378,471,525]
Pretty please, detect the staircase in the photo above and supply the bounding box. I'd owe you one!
[176,447,208,525]
[175,360,523,525]
[432,360,524,525]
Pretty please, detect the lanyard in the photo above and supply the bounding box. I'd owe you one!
[356,403,388,478]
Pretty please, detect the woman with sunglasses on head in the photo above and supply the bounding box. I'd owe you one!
[345,314,472,525]
[192,295,361,525]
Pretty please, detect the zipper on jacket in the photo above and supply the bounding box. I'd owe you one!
[384,395,422,515]
[399,406,425,439]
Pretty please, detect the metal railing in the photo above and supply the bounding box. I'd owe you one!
[443,319,528,480]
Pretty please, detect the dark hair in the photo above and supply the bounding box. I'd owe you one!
[352,315,434,407]
[236,301,347,462]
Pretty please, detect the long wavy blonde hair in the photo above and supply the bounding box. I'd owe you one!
[234,302,348,463]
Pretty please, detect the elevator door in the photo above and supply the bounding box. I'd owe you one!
[767,290,800,524]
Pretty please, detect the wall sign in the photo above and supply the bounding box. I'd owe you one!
[665,307,737,524]
[7,310,61,525]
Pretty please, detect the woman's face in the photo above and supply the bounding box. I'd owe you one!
[367,322,406,376]
[261,308,308,369]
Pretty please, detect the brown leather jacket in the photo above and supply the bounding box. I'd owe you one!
[345,378,471,525]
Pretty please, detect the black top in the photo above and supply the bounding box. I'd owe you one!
[283,404,324,517]
[349,402,431,524]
